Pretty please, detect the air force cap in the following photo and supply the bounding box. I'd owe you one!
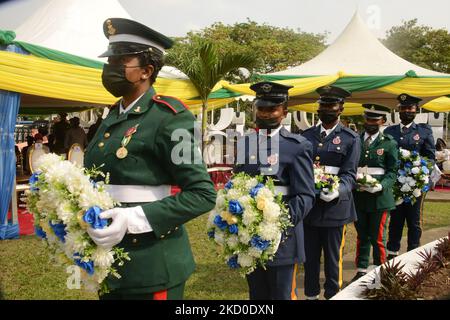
[99,18,174,58]
[316,85,351,104]
[397,93,422,107]
[250,81,293,108]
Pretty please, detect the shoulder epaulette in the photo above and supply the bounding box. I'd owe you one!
[280,129,306,143]
[152,94,188,114]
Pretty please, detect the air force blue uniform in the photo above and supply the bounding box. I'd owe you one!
[302,123,361,299]
[234,127,316,300]
[384,122,436,254]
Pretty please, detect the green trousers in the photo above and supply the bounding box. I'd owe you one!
[354,210,390,270]
[99,282,185,300]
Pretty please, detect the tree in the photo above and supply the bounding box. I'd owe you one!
[166,40,256,149]
[383,19,450,73]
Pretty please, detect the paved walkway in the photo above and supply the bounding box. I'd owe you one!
[294,225,450,300]
[426,190,450,202]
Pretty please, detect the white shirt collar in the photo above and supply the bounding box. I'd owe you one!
[320,123,339,137]
[258,125,282,137]
[364,131,380,144]
[119,93,145,114]
[400,122,413,129]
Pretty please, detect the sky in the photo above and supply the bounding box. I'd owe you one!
[0,0,449,43]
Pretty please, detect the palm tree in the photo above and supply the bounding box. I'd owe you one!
[166,40,256,150]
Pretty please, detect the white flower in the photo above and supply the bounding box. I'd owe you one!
[238,195,252,209]
[227,188,243,200]
[207,211,217,228]
[238,229,251,244]
[215,194,226,210]
[398,176,407,184]
[237,253,254,268]
[413,160,421,166]
[245,178,259,190]
[256,187,274,201]
[400,184,412,192]
[356,173,364,180]
[242,207,258,226]
[248,247,263,258]
[413,189,422,198]
[259,221,281,241]
[226,235,239,249]
[91,247,115,269]
[214,230,225,245]
[411,167,420,175]
[263,201,281,222]
[421,176,429,184]
[396,198,404,205]
[400,149,411,158]
[407,179,416,187]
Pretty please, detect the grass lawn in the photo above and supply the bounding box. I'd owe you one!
[1,201,448,300]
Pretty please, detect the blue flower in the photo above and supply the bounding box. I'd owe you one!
[89,179,98,189]
[207,230,215,239]
[398,169,406,176]
[213,215,228,230]
[29,172,41,184]
[420,159,428,166]
[404,197,411,204]
[250,183,265,198]
[49,222,67,243]
[228,200,244,215]
[412,150,418,157]
[34,226,46,239]
[227,255,240,269]
[83,206,108,229]
[74,253,95,276]
[250,236,271,251]
[422,185,430,192]
[224,181,233,190]
[405,162,413,168]
[228,224,239,234]
[421,166,429,175]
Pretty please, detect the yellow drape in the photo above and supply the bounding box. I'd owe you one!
[289,102,365,116]
[379,77,450,97]
[422,96,450,112]
[221,75,339,96]
[0,50,201,104]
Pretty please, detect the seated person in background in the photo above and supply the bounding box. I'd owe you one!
[21,135,34,174]
[435,138,449,170]
[64,117,88,151]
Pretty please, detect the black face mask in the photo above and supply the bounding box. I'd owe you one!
[399,111,416,124]
[255,116,281,130]
[364,123,380,135]
[318,110,339,125]
[102,64,138,97]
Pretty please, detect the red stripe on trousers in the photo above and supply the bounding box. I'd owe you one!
[153,290,168,300]
[377,211,388,264]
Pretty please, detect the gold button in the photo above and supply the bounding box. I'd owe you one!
[337,147,341,150]
[161,235,165,239]
[366,151,369,154]
[104,132,110,139]
[268,168,273,171]
[98,142,104,148]
[400,137,404,140]
[318,143,323,147]
[132,238,137,244]
[365,155,368,158]
[315,156,320,161]
[175,227,179,230]
[167,230,171,235]
[250,155,256,160]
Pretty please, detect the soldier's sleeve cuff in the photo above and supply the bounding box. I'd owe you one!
[127,206,153,234]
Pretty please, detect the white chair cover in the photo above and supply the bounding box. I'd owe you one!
[67,143,85,167]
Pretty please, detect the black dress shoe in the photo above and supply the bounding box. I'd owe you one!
[350,271,366,283]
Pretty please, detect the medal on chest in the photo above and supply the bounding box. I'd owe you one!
[413,133,420,141]
[376,148,384,156]
[333,136,341,145]
[116,124,139,159]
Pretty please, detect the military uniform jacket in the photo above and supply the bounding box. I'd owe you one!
[383,123,436,164]
[84,87,216,294]
[302,124,361,227]
[234,127,316,265]
[353,132,399,212]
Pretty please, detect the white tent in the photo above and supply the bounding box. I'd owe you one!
[14,0,187,80]
[272,11,447,77]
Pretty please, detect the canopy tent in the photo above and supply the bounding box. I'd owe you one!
[222,12,450,113]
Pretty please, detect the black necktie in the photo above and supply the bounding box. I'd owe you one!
[402,126,408,134]
[321,131,327,140]
[364,136,371,149]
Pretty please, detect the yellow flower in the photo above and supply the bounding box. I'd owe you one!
[220,211,238,225]
[257,198,266,211]
[77,210,89,230]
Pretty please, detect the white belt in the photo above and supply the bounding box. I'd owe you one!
[357,167,385,175]
[274,186,289,195]
[105,184,171,203]
[324,166,340,175]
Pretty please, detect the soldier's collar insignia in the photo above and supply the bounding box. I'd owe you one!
[106,19,116,35]
[134,106,141,113]
[261,83,272,92]
[333,136,341,145]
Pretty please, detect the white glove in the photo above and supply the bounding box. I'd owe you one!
[320,189,339,202]
[365,183,383,193]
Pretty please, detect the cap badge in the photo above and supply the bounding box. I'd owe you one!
[377,148,384,156]
[261,84,272,93]
[401,95,407,101]
[333,136,341,145]
[267,153,278,166]
[324,86,331,90]
[106,20,116,36]
[413,133,420,141]
[371,106,375,110]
